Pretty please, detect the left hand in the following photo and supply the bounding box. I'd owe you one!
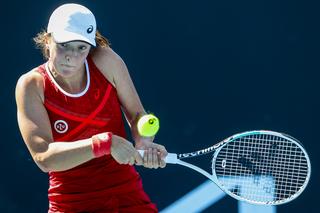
[135,137,167,169]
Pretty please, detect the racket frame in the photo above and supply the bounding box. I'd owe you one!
[139,130,311,205]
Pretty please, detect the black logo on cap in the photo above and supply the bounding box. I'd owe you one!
[87,25,94,34]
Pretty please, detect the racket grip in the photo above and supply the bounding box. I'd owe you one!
[137,150,178,164]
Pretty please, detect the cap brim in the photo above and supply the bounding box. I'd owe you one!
[52,31,96,47]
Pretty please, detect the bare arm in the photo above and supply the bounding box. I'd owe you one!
[92,47,167,168]
[16,70,142,172]
[91,48,146,137]
[15,71,95,172]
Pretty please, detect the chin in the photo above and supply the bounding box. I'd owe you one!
[59,68,75,77]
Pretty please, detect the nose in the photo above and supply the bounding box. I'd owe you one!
[65,48,79,62]
[65,55,71,62]
[68,48,78,57]
[72,48,79,57]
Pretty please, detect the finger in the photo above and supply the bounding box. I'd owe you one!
[158,145,168,160]
[121,157,129,164]
[113,152,126,165]
[160,159,166,168]
[153,149,159,169]
[134,151,143,165]
[129,157,135,165]
[143,149,148,167]
[147,148,153,168]
[113,156,124,164]
[127,155,133,165]
[150,144,168,160]
[117,157,126,164]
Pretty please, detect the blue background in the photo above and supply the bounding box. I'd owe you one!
[1,0,319,212]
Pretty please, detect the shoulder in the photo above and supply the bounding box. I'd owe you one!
[16,67,45,103]
[90,47,127,87]
[91,46,124,65]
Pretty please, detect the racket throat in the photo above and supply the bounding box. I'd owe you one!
[177,160,216,182]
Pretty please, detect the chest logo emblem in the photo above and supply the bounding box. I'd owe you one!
[54,120,68,134]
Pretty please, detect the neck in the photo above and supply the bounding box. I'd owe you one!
[48,62,87,94]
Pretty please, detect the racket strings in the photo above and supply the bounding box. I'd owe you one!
[213,133,309,204]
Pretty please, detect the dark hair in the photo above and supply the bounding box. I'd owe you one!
[33,30,110,59]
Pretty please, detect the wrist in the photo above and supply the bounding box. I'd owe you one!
[91,132,113,158]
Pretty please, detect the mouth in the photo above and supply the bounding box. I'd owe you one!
[61,64,75,68]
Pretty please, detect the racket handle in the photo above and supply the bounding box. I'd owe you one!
[137,150,178,164]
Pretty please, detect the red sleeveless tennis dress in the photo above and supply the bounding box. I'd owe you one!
[36,57,157,213]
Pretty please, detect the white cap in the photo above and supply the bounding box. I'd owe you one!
[47,4,96,46]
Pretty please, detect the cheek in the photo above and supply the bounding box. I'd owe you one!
[71,52,89,70]
[80,51,89,59]
[77,51,90,62]
[81,49,90,57]
[56,48,67,58]
[50,48,65,62]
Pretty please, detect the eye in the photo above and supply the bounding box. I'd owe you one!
[79,46,88,51]
[59,43,68,48]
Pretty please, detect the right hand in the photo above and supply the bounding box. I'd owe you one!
[110,135,143,165]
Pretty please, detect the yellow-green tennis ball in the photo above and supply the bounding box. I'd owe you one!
[137,114,160,137]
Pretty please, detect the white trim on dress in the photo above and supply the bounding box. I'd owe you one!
[45,60,90,98]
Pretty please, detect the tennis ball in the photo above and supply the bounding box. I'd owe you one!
[137,114,160,137]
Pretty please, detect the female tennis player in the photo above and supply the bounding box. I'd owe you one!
[15,3,167,212]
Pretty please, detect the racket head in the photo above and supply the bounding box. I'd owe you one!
[212,130,311,205]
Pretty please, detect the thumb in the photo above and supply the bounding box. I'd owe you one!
[151,143,168,159]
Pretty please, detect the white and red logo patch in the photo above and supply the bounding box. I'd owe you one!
[54,120,68,134]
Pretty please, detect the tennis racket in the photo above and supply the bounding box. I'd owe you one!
[138,130,311,205]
